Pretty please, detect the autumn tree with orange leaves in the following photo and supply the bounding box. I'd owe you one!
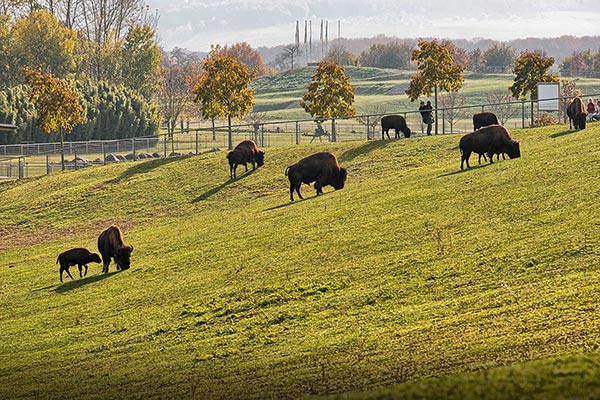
[24,67,84,170]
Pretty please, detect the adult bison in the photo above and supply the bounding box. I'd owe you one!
[285,152,347,201]
[459,125,520,170]
[227,139,265,179]
[473,112,499,131]
[56,248,101,282]
[97,225,133,273]
[567,97,587,130]
[381,115,411,139]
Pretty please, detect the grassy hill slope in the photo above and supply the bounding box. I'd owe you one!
[1,123,600,399]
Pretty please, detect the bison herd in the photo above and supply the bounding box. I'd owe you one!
[54,97,597,282]
[56,225,133,282]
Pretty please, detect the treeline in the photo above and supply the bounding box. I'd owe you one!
[0,2,163,145]
[0,82,160,144]
[559,49,600,78]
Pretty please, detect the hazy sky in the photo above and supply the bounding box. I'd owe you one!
[145,0,600,52]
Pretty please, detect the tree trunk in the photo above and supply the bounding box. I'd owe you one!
[60,128,66,171]
[434,85,439,135]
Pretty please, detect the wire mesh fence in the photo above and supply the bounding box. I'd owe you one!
[1,94,595,180]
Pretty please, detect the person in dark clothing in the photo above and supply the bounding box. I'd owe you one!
[419,100,434,135]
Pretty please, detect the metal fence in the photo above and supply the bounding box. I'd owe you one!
[1,94,596,180]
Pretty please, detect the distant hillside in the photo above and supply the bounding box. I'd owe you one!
[256,34,600,67]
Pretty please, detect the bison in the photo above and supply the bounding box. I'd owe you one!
[56,248,101,282]
[285,152,347,201]
[567,97,587,130]
[226,139,265,179]
[381,115,411,139]
[473,112,499,131]
[459,125,520,170]
[97,225,133,273]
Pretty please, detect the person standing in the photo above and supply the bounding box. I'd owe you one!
[419,100,434,135]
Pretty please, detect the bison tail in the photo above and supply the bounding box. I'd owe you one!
[284,166,290,176]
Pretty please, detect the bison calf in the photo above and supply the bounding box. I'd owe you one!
[285,152,347,201]
[98,225,133,273]
[227,139,265,179]
[56,248,101,283]
[472,112,499,131]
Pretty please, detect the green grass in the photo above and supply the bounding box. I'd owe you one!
[2,121,600,399]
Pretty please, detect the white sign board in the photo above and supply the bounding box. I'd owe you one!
[537,82,560,111]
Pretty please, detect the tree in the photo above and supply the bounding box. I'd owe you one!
[158,57,202,134]
[467,48,486,73]
[0,14,12,88]
[280,44,302,70]
[483,43,515,73]
[509,50,558,100]
[222,42,271,76]
[192,49,257,149]
[406,39,466,134]
[121,23,162,99]
[438,92,466,133]
[486,91,519,125]
[325,44,356,66]
[24,67,84,170]
[300,61,355,141]
[11,10,78,81]
[359,42,412,69]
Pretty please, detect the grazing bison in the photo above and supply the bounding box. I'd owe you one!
[567,97,587,130]
[381,115,411,139]
[459,125,520,170]
[285,152,347,201]
[56,248,101,282]
[226,139,265,179]
[473,112,499,131]
[97,225,133,273]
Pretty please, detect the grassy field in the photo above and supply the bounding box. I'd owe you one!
[250,66,600,122]
[1,120,600,399]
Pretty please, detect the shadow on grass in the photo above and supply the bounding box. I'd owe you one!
[438,163,491,177]
[550,129,576,139]
[109,154,195,183]
[192,170,255,202]
[51,271,120,293]
[338,139,394,163]
[264,191,320,211]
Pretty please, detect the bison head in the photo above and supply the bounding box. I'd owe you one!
[114,245,133,270]
[90,253,102,264]
[402,126,411,138]
[576,113,587,130]
[506,140,521,159]
[332,168,347,190]
[256,150,265,167]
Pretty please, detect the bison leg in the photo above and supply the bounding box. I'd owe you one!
[487,151,494,163]
[78,263,88,278]
[461,151,471,170]
[382,128,390,140]
[290,181,303,201]
[60,266,74,283]
[101,257,110,273]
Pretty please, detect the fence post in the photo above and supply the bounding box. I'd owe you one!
[18,157,23,179]
[442,109,445,134]
[521,101,525,128]
[132,138,136,160]
[195,129,199,154]
[295,122,300,145]
[46,154,49,175]
[331,118,336,142]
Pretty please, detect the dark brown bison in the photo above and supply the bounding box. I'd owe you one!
[56,248,101,282]
[381,115,411,139]
[97,225,133,273]
[473,112,499,131]
[567,97,587,130]
[226,139,265,179]
[459,125,520,170]
[285,152,347,201]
